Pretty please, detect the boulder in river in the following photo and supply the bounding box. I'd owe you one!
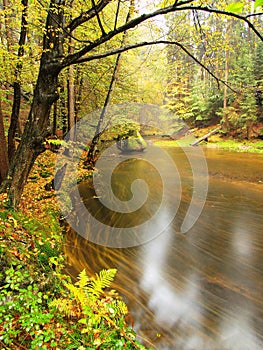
[117,132,147,153]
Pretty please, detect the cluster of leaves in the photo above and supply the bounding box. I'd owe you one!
[101,118,141,141]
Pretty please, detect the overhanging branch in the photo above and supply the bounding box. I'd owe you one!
[178,6,263,42]
[91,0,106,36]
[71,40,236,92]
[66,0,112,33]
[62,3,263,67]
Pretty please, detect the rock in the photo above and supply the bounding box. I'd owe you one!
[117,132,147,153]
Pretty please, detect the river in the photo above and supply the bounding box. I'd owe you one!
[64,146,263,350]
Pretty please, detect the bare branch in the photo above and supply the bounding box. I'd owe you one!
[67,0,112,33]
[62,2,263,67]
[178,6,263,42]
[67,40,236,92]
[61,2,185,66]
[91,0,106,36]
[246,12,263,18]
[114,0,121,30]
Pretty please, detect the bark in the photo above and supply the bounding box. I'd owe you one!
[8,0,28,164]
[67,35,76,140]
[1,0,65,207]
[0,101,9,184]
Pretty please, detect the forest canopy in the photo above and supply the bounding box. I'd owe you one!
[0,0,263,206]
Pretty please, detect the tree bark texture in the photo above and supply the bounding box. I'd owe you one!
[8,0,28,164]
[1,0,65,206]
[0,101,9,184]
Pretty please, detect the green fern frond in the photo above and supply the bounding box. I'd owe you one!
[76,269,89,289]
[88,269,117,298]
[66,283,87,306]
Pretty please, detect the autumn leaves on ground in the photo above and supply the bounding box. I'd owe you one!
[0,151,149,350]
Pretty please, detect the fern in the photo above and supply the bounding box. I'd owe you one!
[76,268,89,289]
[50,269,146,349]
[66,283,87,306]
[87,269,117,298]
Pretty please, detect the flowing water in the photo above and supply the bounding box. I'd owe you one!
[64,146,263,350]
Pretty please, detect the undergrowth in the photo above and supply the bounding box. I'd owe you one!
[0,151,150,350]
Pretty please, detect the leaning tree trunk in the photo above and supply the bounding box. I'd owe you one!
[1,63,60,207]
[85,0,134,167]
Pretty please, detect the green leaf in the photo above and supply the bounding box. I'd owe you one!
[255,0,263,8]
[226,2,244,13]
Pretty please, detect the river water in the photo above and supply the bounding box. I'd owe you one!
[64,146,263,350]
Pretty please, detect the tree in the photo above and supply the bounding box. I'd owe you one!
[0,0,262,207]
[8,0,28,163]
[0,100,9,183]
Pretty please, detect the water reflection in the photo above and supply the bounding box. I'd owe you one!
[64,148,263,349]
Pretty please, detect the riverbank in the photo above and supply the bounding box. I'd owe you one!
[1,137,262,348]
[153,136,263,154]
[0,151,149,350]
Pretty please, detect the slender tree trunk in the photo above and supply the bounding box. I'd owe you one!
[8,0,28,163]
[223,22,230,129]
[85,0,134,167]
[75,69,84,120]
[223,48,228,109]
[67,36,76,140]
[52,100,57,135]
[0,101,9,184]
[3,0,13,51]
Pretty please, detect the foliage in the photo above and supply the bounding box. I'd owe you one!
[51,269,146,349]
[0,152,149,350]
[0,255,148,349]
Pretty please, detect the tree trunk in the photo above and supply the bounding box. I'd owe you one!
[67,36,76,141]
[191,126,221,146]
[52,100,57,135]
[85,0,134,167]
[8,0,28,164]
[1,69,59,207]
[0,101,9,184]
[223,21,230,128]
[0,0,65,207]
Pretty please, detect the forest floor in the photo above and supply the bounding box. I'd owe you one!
[0,151,149,350]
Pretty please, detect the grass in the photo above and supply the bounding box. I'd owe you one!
[154,136,263,153]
